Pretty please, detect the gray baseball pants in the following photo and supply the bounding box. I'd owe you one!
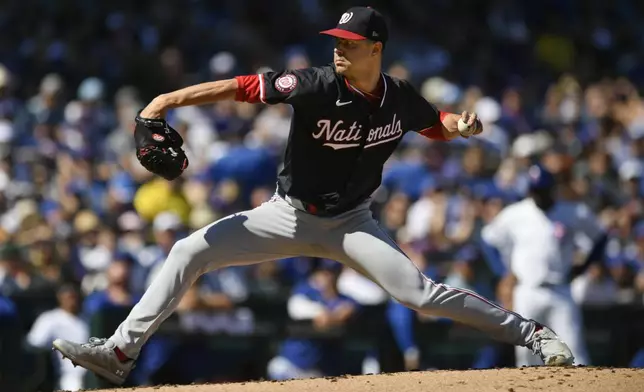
[109,193,536,359]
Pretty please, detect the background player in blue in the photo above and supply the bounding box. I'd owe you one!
[53,6,574,385]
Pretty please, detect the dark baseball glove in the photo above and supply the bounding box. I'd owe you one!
[134,111,189,181]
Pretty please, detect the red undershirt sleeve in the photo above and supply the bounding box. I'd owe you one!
[418,111,450,141]
[234,75,261,103]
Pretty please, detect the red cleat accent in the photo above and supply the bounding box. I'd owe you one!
[114,347,130,362]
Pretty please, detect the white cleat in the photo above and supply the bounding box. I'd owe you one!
[527,324,575,366]
[52,337,134,385]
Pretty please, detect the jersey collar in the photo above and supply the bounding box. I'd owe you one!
[335,70,388,108]
[378,73,388,108]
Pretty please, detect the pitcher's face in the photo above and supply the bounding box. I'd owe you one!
[333,38,380,77]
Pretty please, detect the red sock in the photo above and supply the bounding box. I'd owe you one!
[114,347,130,362]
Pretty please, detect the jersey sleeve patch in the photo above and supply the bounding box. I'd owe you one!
[260,67,331,106]
[275,74,298,93]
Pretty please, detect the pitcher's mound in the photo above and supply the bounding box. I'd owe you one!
[91,366,643,392]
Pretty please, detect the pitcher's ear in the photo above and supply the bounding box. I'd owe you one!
[372,42,383,56]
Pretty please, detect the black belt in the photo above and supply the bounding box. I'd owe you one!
[277,187,325,215]
[277,188,352,217]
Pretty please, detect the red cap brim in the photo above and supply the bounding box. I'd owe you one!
[319,28,367,40]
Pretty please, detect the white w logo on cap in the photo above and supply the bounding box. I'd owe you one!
[339,12,353,24]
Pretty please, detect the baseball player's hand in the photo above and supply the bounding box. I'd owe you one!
[134,110,189,181]
[458,111,483,138]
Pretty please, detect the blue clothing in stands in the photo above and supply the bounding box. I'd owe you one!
[279,281,358,374]
[277,257,317,286]
[207,145,278,193]
[386,299,416,353]
[82,291,142,322]
[382,161,433,200]
[479,239,507,278]
[0,295,17,319]
[386,266,440,356]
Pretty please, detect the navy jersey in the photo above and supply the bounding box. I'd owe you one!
[236,65,442,215]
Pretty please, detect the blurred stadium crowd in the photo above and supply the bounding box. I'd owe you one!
[1,0,644,390]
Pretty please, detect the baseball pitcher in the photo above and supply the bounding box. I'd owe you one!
[53,7,574,385]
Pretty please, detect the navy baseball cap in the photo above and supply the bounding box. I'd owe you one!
[320,6,388,44]
[527,164,555,190]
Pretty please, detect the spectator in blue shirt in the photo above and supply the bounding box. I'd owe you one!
[82,256,141,321]
[267,261,359,380]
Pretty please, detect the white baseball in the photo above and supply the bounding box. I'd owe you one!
[458,118,474,136]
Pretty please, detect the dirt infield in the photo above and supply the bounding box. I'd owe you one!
[89,367,643,392]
